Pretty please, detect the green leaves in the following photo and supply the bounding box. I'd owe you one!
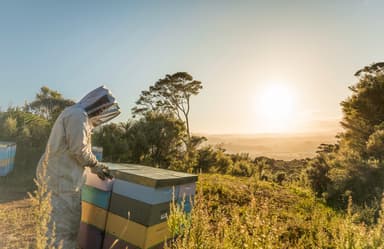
[27,86,75,122]
[306,62,384,209]
[132,72,202,143]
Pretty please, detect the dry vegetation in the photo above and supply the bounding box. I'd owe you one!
[0,151,60,249]
[2,174,384,249]
[167,174,384,249]
[0,199,34,249]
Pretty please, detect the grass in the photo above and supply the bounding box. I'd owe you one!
[166,174,384,249]
[0,150,61,249]
[2,173,384,248]
[0,199,34,249]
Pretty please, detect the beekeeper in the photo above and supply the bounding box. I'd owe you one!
[36,86,120,249]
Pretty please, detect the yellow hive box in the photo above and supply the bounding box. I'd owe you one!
[81,201,108,230]
[105,212,171,249]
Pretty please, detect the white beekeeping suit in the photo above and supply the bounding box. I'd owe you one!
[36,86,120,249]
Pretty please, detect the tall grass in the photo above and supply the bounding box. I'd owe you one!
[3,172,384,248]
[0,200,34,249]
[167,174,384,249]
[28,151,62,249]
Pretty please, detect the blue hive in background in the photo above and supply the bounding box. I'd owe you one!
[0,142,17,177]
[92,146,103,161]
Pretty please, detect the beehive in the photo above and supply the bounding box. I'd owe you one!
[103,163,198,249]
[79,163,197,249]
[0,142,16,177]
[79,167,117,249]
[92,146,103,161]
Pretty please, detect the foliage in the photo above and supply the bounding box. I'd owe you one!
[5,173,384,248]
[228,160,255,177]
[93,112,187,168]
[305,144,335,197]
[304,62,384,211]
[25,86,75,122]
[132,72,202,143]
[167,174,384,249]
[94,71,204,171]
[126,112,187,168]
[339,62,384,158]
[0,86,73,195]
[92,122,130,162]
[0,200,34,248]
[27,151,62,249]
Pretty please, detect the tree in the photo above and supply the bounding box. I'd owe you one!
[340,62,384,158]
[3,116,17,137]
[306,156,331,197]
[92,122,130,163]
[126,112,187,168]
[26,86,75,122]
[93,113,188,168]
[0,87,71,195]
[310,62,384,207]
[229,160,254,177]
[132,72,202,144]
[0,107,50,147]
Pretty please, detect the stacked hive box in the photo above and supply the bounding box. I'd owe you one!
[79,167,117,249]
[0,142,16,177]
[79,146,107,249]
[79,163,197,249]
[104,163,197,249]
[79,146,106,249]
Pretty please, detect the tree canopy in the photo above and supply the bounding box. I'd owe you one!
[306,62,384,208]
[26,86,75,122]
[132,72,202,143]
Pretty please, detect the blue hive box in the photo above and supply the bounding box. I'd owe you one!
[92,146,103,161]
[0,142,16,177]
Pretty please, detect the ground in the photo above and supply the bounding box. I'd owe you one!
[0,198,34,249]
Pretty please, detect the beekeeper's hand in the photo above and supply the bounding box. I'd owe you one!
[91,163,113,180]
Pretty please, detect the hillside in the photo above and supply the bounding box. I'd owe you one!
[167,174,384,248]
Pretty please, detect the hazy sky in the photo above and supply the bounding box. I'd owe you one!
[0,0,383,134]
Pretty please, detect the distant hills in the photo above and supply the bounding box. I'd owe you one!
[201,132,338,160]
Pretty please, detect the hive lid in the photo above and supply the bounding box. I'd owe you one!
[105,163,198,188]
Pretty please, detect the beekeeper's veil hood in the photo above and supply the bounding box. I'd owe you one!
[78,86,120,126]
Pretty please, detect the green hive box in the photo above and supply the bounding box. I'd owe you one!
[79,163,198,249]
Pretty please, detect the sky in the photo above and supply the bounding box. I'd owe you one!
[0,0,383,134]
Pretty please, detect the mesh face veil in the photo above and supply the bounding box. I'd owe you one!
[77,86,121,126]
[89,103,121,127]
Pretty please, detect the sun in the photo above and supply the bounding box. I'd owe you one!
[255,83,296,132]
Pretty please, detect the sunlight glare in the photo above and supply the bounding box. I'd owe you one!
[255,83,297,133]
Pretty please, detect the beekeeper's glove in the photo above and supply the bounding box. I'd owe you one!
[91,163,113,180]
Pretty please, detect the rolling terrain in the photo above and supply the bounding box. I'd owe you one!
[203,132,338,160]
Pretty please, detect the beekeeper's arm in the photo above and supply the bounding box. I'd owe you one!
[65,108,111,179]
[65,108,98,167]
